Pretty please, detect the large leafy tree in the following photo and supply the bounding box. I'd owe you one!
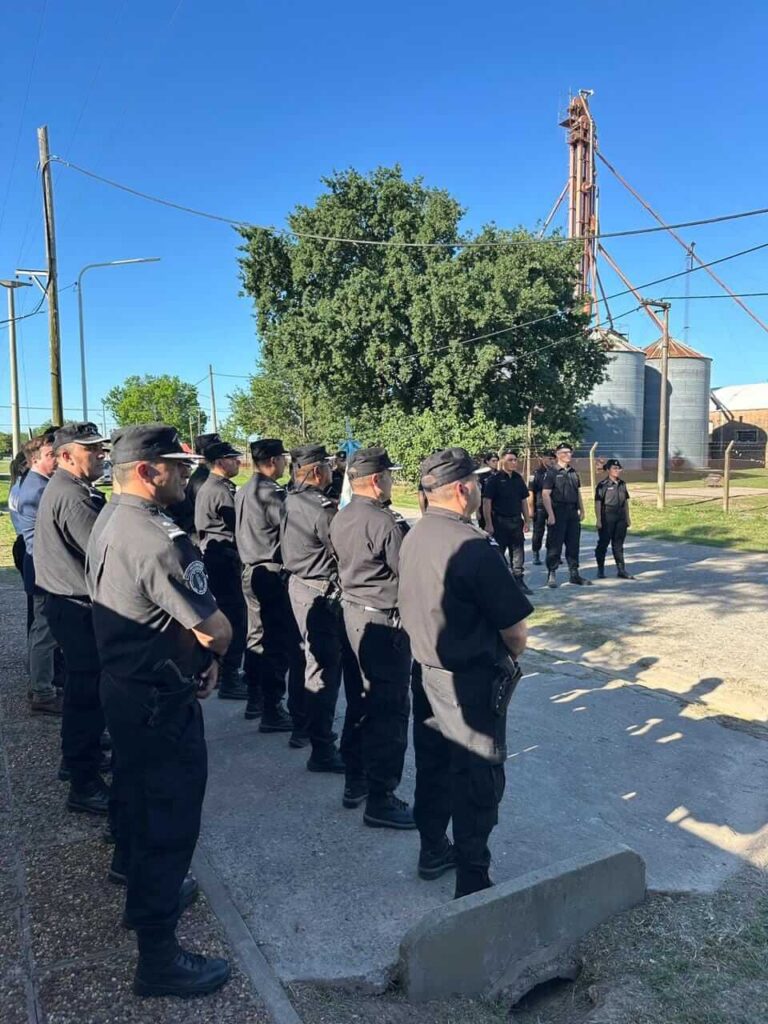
[103,375,207,439]
[237,166,608,458]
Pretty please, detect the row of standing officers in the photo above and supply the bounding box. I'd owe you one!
[24,419,636,1001]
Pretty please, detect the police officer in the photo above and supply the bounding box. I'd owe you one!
[481,448,532,594]
[399,449,532,898]
[329,447,415,829]
[542,442,591,588]
[594,459,634,580]
[329,450,347,500]
[281,443,363,775]
[234,438,302,736]
[167,432,222,537]
[528,451,555,565]
[194,440,249,700]
[34,422,110,814]
[86,425,232,998]
[476,451,498,530]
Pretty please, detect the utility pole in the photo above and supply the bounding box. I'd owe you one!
[189,413,194,448]
[209,364,218,432]
[1,280,33,456]
[643,299,671,510]
[38,126,63,425]
[101,402,107,436]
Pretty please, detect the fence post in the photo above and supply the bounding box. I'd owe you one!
[764,440,768,470]
[723,439,735,513]
[589,442,598,499]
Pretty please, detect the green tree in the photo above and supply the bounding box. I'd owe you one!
[0,431,14,455]
[103,375,206,439]
[238,166,607,455]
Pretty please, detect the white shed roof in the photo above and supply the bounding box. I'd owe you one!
[710,383,768,413]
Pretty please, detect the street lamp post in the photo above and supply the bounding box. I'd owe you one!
[76,257,160,419]
[1,279,33,456]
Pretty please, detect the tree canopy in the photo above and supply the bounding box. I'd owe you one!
[235,166,608,468]
[103,375,207,440]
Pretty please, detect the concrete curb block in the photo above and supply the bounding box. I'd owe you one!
[398,842,646,1003]
[192,846,303,1024]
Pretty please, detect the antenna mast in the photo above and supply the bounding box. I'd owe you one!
[561,90,598,318]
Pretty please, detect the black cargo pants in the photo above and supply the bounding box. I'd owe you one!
[202,547,246,677]
[101,675,206,943]
[595,511,628,567]
[491,513,525,577]
[531,505,548,555]
[45,594,104,788]
[412,662,507,899]
[242,563,306,720]
[342,602,411,794]
[545,503,581,572]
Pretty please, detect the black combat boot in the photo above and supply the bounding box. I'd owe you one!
[568,569,592,586]
[134,932,230,999]
[418,837,456,880]
[218,668,248,701]
[259,702,293,733]
[546,571,558,588]
[617,562,634,580]
[364,793,417,830]
[307,747,346,773]
[532,552,542,565]
[342,775,369,809]
[514,575,533,595]
[243,681,264,719]
[67,777,110,816]
[595,561,606,579]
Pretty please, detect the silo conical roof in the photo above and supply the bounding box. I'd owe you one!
[644,338,710,359]
[590,327,645,353]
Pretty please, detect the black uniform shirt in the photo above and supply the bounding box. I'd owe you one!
[167,464,210,538]
[234,473,286,565]
[543,465,582,506]
[529,466,549,509]
[194,472,237,554]
[595,478,630,514]
[483,470,529,518]
[329,495,409,609]
[280,486,338,581]
[398,506,533,672]
[34,469,106,597]
[86,493,218,682]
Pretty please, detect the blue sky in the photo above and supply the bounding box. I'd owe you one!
[1,0,766,435]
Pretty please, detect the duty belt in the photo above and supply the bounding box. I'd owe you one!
[294,576,338,598]
[342,598,402,627]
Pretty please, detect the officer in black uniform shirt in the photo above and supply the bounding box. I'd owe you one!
[528,451,555,565]
[481,447,532,594]
[399,448,532,899]
[329,450,347,500]
[594,459,634,580]
[329,447,415,830]
[86,424,232,999]
[542,442,591,588]
[166,432,221,537]
[281,443,363,776]
[194,440,249,700]
[235,438,302,736]
[34,422,110,815]
[476,451,498,530]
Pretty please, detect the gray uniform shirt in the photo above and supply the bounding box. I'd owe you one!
[329,495,408,609]
[194,473,237,554]
[34,469,106,597]
[398,506,533,672]
[86,493,218,682]
[234,472,286,566]
[280,486,337,581]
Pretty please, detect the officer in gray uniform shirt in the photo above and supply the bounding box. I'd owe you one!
[234,438,303,737]
[398,448,532,898]
[329,447,415,829]
[280,443,363,776]
[86,424,232,1000]
[194,440,249,700]
[34,421,110,815]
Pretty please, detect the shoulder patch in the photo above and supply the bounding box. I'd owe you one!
[183,560,209,595]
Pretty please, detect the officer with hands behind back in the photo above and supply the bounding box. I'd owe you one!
[399,448,532,899]
[329,446,415,829]
[594,458,634,579]
[542,442,591,588]
[86,424,233,1000]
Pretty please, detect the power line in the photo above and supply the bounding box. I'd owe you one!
[49,155,768,248]
[660,292,768,300]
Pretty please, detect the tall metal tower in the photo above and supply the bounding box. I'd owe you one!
[560,91,598,316]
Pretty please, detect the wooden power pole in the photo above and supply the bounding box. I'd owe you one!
[38,126,63,425]
[209,364,218,432]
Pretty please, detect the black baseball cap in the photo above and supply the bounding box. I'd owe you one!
[420,447,489,491]
[194,432,221,455]
[604,458,623,470]
[250,438,289,462]
[500,446,519,457]
[348,446,400,477]
[111,424,199,465]
[204,441,243,461]
[291,443,333,468]
[52,421,106,451]
[555,442,573,453]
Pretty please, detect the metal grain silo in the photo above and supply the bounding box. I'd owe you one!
[580,328,646,467]
[642,338,712,468]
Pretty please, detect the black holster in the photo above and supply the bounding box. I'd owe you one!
[146,660,198,729]
[490,655,522,716]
